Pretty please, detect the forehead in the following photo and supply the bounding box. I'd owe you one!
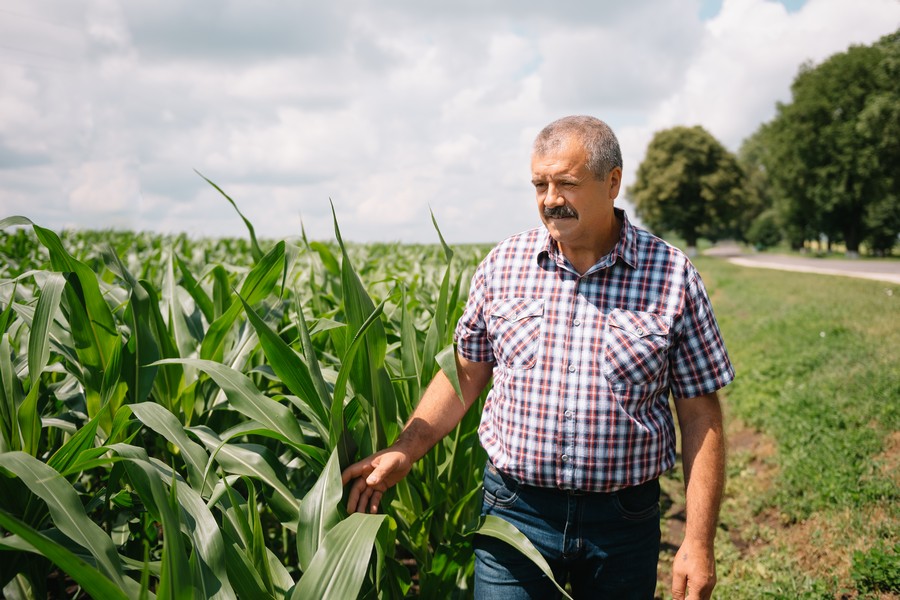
[531,139,589,177]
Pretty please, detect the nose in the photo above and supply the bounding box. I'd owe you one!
[542,183,565,207]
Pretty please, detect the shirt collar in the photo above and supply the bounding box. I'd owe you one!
[537,208,638,271]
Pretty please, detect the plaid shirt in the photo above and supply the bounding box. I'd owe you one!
[455,209,734,492]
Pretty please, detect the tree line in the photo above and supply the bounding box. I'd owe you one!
[628,29,900,256]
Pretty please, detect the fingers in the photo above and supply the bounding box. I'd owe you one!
[342,450,411,514]
[346,474,386,514]
[343,457,387,514]
[341,459,373,486]
[671,574,687,600]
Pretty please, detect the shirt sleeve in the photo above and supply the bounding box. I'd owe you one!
[669,267,735,399]
[454,255,495,363]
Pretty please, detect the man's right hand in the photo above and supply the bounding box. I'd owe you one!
[341,447,413,514]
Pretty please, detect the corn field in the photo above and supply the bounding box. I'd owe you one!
[0,191,564,599]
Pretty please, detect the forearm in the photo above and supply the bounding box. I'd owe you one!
[393,371,484,462]
[680,401,725,545]
[671,392,725,599]
[342,354,492,514]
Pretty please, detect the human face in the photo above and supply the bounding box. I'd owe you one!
[531,138,622,263]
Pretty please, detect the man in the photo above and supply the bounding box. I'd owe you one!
[342,116,734,599]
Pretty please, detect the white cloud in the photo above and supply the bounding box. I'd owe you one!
[0,0,897,244]
[68,159,138,213]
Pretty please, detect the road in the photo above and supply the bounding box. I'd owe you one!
[703,243,900,285]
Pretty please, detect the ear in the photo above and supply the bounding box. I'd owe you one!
[607,167,622,200]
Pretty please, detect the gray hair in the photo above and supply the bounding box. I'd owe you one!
[533,115,623,180]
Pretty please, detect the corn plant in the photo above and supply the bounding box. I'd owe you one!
[0,184,567,599]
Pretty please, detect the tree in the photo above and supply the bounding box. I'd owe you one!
[752,30,900,255]
[627,125,746,253]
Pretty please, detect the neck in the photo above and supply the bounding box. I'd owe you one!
[559,211,622,274]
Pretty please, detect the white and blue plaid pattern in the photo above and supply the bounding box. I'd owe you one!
[455,209,734,492]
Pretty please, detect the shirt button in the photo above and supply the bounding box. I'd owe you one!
[573,318,581,326]
[564,410,573,418]
[561,454,569,462]
[636,327,644,335]
[568,365,576,373]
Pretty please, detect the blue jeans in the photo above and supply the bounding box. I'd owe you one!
[474,462,660,599]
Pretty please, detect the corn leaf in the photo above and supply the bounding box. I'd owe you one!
[200,241,284,361]
[47,413,101,474]
[115,453,192,600]
[31,225,119,410]
[157,358,306,450]
[196,170,263,263]
[290,512,391,600]
[296,448,343,572]
[189,426,300,523]
[0,510,131,600]
[174,253,215,324]
[129,402,216,494]
[474,515,573,600]
[141,282,186,412]
[16,382,41,456]
[329,298,387,449]
[435,344,465,406]
[0,334,21,451]
[0,452,134,593]
[27,272,65,383]
[236,293,330,440]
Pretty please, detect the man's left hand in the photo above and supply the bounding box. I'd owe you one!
[671,539,716,600]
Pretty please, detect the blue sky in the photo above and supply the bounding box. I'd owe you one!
[699,0,807,19]
[0,0,898,243]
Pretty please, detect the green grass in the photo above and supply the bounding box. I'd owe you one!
[692,256,899,596]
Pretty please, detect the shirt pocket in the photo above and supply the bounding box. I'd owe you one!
[488,298,544,370]
[603,309,671,385]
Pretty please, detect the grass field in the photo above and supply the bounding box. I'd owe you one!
[659,256,900,599]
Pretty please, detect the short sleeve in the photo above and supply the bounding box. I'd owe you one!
[454,257,495,363]
[669,268,734,399]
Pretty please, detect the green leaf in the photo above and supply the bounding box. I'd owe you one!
[16,382,41,456]
[297,449,343,572]
[31,225,120,412]
[189,426,300,524]
[329,298,387,449]
[196,170,263,263]
[430,208,454,263]
[0,334,21,451]
[294,299,333,427]
[47,414,101,474]
[435,345,464,405]
[0,510,130,600]
[0,215,34,229]
[200,241,285,361]
[474,515,573,600]
[290,513,392,600]
[236,293,330,440]
[309,242,340,277]
[0,452,135,594]
[109,444,238,600]
[174,253,215,324]
[157,358,306,450]
[130,402,216,494]
[141,281,186,413]
[27,272,65,383]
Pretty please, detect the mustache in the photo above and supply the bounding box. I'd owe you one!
[543,205,578,219]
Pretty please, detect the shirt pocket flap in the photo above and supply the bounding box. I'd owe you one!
[608,309,669,338]
[490,298,544,322]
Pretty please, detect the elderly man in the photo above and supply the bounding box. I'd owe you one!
[342,115,734,599]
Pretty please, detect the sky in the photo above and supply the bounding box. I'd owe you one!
[0,0,898,245]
